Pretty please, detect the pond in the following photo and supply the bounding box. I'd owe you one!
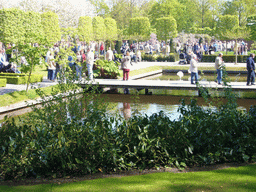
[104,94,256,120]
[1,93,256,122]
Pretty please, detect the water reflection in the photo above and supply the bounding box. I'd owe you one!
[121,102,131,119]
[1,94,256,122]
[111,102,180,121]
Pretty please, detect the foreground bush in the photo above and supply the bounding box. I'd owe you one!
[1,94,256,180]
[1,68,256,180]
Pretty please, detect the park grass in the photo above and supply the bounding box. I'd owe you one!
[128,65,246,78]
[1,164,255,192]
[0,86,56,107]
[32,65,48,77]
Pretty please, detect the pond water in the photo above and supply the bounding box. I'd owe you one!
[103,94,256,120]
[1,94,256,122]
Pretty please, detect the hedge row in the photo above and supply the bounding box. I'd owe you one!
[202,55,251,63]
[0,79,6,87]
[0,73,27,76]
[142,53,179,62]
[0,75,43,84]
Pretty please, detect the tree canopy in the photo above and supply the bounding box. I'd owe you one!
[155,16,178,42]
[128,17,151,41]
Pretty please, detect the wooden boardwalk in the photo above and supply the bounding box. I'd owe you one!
[80,79,256,92]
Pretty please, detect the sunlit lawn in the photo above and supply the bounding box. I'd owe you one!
[1,164,255,192]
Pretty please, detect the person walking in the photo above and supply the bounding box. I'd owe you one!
[86,47,95,81]
[47,52,56,81]
[121,51,132,81]
[106,47,114,61]
[246,53,255,86]
[189,54,198,84]
[215,53,224,85]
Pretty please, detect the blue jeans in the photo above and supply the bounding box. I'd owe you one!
[75,65,82,79]
[217,69,222,84]
[191,72,198,84]
[247,70,255,85]
[87,63,93,80]
[48,69,55,81]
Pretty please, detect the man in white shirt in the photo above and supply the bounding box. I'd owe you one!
[106,47,114,61]
[86,48,94,80]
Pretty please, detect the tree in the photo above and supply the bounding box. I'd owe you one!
[220,0,256,27]
[89,0,110,17]
[149,0,187,32]
[221,27,250,64]
[0,9,49,92]
[19,0,41,12]
[247,15,256,41]
[78,16,93,43]
[128,17,151,41]
[193,0,218,28]
[104,17,118,49]
[92,16,106,41]
[41,11,61,45]
[104,17,118,42]
[24,11,44,43]
[107,0,154,30]
[155,16,178,43]
[0,8,26,44]
[216,15,239,55]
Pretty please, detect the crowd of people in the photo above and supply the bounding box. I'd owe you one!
[0,44,20,74]
[0,38,254,86]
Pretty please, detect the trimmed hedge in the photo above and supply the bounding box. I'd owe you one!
[142,53,178,62]
[0,73,26,76]
[0,74,43,84]
[0,78,6,87]
[202,55,252,63]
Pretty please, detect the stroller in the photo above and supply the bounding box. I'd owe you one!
[178,52,187,65]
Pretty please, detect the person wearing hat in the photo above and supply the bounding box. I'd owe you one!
[215,53,224,85]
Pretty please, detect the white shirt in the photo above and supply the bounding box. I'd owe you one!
[106,50,114,61]
[87,51,94,65]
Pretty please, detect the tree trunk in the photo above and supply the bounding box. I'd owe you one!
[235,39,238,65]
[26,67,33,92]
[226,41,227,55]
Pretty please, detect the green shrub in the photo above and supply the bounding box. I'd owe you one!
[0,75,43,84]
[95,59,120,79]
[115,41,122,54]
[1,73,256,180]
[0,73,26,76]
[202,55,251,63]
[142,54,177,62]
[0,78,6,87]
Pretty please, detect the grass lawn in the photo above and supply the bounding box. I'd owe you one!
[1,164,255,192]
[0,86,55,107]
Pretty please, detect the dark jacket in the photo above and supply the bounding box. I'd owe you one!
[247,57,255,71]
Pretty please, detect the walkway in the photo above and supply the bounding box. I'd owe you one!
[0,61,250,115]
[0,61,247,95]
